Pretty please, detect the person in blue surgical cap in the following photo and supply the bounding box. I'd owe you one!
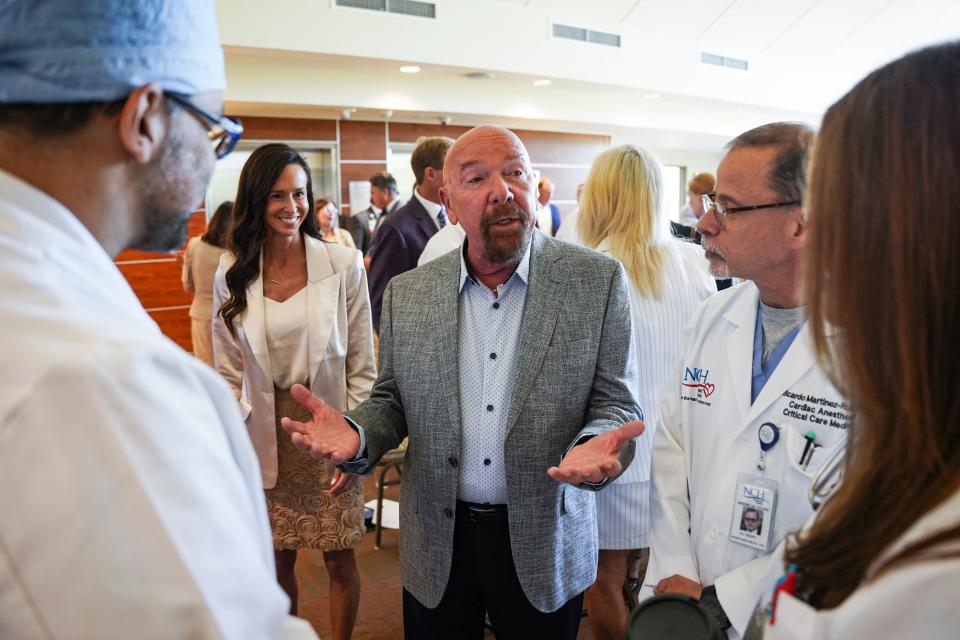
[0,2,317,638]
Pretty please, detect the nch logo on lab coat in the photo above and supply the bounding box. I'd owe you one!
[682,367,715,403]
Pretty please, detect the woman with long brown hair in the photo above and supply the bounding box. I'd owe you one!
[212,143,376,638]
[751,41,960,637]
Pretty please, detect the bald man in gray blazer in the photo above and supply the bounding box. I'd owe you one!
[282,126,643,639]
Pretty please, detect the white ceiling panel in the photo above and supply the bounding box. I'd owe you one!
[762,0,895,60]
[899,1,960,51]
[823,0,958,70]
[621,0,732,39]
[525,0,639,28]
[696,0,823,58]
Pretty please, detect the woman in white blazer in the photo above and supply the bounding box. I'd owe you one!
[577,145,716,640]
[212,144,376,640]
[181,200,231,365]
[745,42,960,638]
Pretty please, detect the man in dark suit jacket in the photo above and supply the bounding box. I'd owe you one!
[537,177,562,236]
[367,136,453,331]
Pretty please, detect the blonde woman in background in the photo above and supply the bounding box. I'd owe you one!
[578,145,716,640]
[181,200,232,365]
[316,198,356,249]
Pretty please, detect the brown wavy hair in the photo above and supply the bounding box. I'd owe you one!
[201,200,233,248]
[788,40,960,608]
[218,143,320,336]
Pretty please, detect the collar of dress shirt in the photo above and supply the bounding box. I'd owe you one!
[458,233,532,292]
[412,187,443,222]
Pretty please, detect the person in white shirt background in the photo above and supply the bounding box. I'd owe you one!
[555,182,586,245]
[576,145,716,640]
[182,200,233,365]
[642,123,849,639]
[0,1,314,638]
[747,40,960,639]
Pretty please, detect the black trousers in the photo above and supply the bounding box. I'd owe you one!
[403,501,584,640]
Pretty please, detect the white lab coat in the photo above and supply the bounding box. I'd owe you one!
[751,488,960,638]
[212,235,376,488]
[643,282,849,638]
[0,169,312,638]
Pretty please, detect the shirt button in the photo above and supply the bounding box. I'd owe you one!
[486,404,494,412]
[489,352,497,360]
[448,456,458,467]
[483,458,491,465]
[444,507,453,518]
[709,525,721,539]
[492,302,500,309]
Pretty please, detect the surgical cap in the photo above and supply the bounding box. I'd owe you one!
[0,0,226,104]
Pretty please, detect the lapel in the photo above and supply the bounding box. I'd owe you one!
[743,321,816,427]
[240,252,272,379]
[724,283,759,426]
[304,235,340,380]
[505,232,563,435]
[405,194,439,242]
[433,250,462,438]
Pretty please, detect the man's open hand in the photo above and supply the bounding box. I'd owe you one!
[280,384,361,466]
[546,420,644,485]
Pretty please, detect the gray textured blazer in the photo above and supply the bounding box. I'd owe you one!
[345,230,641,612]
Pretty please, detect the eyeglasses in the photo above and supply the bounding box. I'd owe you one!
[165,92,243,159]
[701,192,800,219]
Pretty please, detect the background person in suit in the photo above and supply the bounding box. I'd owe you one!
[339,202,373,254]
[536,176,562,236]
[213,143,376,639]
[280,125,644,639]
[366,136,453,331]
[182,200,232,365]
[577,145,716,640]
[369,171,401,234]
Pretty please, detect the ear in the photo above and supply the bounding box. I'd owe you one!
[788,207,807,247]
[116,83,168,165]
[438,186,458,224]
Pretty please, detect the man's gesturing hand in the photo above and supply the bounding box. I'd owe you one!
[280,384,361,465]
[546,420,645,485]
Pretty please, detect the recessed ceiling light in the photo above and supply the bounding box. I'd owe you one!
[533,79,552,87]
[463,71,495,80]
[642,92,661,100]
[399,65,421,74]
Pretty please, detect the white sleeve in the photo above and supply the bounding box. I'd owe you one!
[181,238,195,293]
[211,263,250,419]
[0,349,290,639]
[645,370,700,592]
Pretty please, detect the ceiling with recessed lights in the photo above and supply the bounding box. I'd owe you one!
[216,0,960,155]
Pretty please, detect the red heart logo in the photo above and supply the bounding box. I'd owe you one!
[702,383,715,397]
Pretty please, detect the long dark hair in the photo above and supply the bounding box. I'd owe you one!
[218,143,320,336]
[788,41,960,608]
[201,200,233,248]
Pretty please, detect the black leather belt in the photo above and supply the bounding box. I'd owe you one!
[456,500,508,524]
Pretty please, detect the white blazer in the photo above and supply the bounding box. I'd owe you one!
[212,235,376,488]
[643,281,849,638]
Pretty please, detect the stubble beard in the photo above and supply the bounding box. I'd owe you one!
[131,119,213,253]
[480,201,534,267]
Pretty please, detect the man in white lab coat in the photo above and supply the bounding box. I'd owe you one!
[0,2,313,638]
[642,123,849,638]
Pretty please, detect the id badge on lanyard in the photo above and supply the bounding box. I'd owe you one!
[730,422,780,551]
